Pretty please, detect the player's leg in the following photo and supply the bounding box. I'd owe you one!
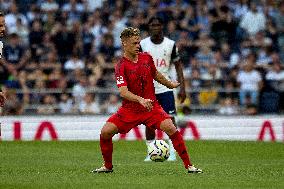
[160,119,202,173]
[92,122,118,173]
[93,108,141,173]
[156,91,177,161]
[167,117,177,161]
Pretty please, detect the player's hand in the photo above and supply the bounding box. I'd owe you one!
[0,92,6,107]
[178,88,186,103]
[139,98,153,112]
[169,81,180,89]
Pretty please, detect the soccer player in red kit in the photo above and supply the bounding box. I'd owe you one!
[92,27,202,174]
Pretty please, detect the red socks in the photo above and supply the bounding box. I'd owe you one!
[100,134,113,169]
[100,131,191,170]
[169,131,192,169]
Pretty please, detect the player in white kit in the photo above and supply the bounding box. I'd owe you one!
[140,16,186,161]
[0,11,6,107]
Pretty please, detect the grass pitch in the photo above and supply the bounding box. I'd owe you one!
[0,140,283,189]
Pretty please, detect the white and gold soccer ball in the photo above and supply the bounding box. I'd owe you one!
[148,140,170,162]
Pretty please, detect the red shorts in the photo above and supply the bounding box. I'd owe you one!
[107,103,170,134]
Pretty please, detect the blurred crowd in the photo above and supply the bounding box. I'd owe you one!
[0,0,284,116]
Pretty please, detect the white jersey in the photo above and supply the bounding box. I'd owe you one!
[0,41,3,58]
[140,37,180,94]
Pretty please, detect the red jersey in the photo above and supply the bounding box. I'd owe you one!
[115,52,158,112]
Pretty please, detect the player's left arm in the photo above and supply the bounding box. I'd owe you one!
[148,53,180,89]
[172,44,186,103]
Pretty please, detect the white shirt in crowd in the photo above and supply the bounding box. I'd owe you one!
[237,70,262,91]
[64,59,85,70]
[240,10,266,36]
[79,101,100,114]
[72,84,86,104]
[59,99,73,114]
[40,0,59,12]
[5,13,28,34]
[265,70,284,81]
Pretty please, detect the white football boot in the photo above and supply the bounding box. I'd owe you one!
[91,165,113,173]
[144,140,153,162]
[188,165,203,173]
[167,139,176,161]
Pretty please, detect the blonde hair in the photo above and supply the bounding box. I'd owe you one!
[120,27,140,41]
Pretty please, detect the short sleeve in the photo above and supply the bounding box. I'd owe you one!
[171,44,180,62]
[115,61,127,88]
[148,55,157,78]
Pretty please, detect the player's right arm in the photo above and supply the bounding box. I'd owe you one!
[118,86,153,111]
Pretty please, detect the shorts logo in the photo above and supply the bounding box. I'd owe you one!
[169,110,175,114]
[116,76,124,85]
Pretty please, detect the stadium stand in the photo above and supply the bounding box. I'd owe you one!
[0,0,283,115]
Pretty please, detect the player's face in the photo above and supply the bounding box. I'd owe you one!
[123,35,140,56]
[149,20,163,36]
[0,16,5,37]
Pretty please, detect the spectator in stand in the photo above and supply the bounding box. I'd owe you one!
[79,93,100,114]
[4,2,28,34]
[37,94,56,114]
[81,22,95,58]
[265,62,284,91]
[274,1,284,52]
[58,93,74,114]
[26,4,42,24]
[188,68,202,105]
[196,3,210,33]
[14,18,29,46]
[62,0,85,15]
[36,33,56,62]
[0,0,13,12]
[239,2,266,37]
[40,0,59,15]
[64,52,85,71]
[72,75,88,107]
[97,33,119,67]
[51,22,76,63]
[101,94,121,114]
[195,45,214,74]
[201,63,222,84]
[3,33,30,72]
[237,62,263,106]
[180,6,200,40]
[39,51,60,71]
[29,19,45,62]
[218,97,239,115]
[209,1,237,44]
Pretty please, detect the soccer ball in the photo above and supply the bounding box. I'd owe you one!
[148,140,170,162]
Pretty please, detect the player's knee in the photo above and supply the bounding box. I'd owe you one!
[160,119,177,136]
[101,123,118,139]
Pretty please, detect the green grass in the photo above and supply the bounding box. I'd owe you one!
[0,141,283,189]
